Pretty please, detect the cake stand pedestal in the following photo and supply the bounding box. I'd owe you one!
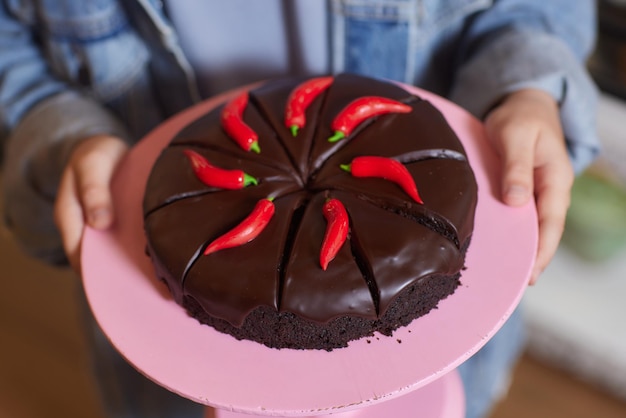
[81,84,536,418]
[209,369,464,418]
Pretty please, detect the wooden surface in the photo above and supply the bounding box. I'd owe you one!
[1,223,625,417]
[491,354,626,418]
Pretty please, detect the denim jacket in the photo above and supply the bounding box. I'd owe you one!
[0,0,599,263]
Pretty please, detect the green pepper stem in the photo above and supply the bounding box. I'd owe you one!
[243,173,258,187]
[339,163,352,172]
[290,125,299,137]
[250,141,261,154]
[328,131,345,143]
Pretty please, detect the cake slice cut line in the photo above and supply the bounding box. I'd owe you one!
[249,78,332,182]
[305,96,422,177]
[394,148,468,164]
[142,143,304,217]
[167,139,302,185]
[355,193,462,249]
[276,198,308,312]
[347,215,381,316]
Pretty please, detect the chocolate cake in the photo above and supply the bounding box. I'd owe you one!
[142,73,478,350]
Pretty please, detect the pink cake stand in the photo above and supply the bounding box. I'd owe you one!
[81,84,537,417]
[210,369,465,418]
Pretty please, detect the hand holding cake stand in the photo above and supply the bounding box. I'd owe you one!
[81,85,537,417]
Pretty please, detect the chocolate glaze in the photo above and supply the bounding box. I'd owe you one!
[143,73,478,350]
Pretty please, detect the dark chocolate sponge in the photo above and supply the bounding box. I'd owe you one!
[143,73,477,350]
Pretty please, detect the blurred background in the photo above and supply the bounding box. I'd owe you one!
[2,0,626,417]
[499,0,626,414]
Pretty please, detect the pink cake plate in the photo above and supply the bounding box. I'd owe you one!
[82,83,537,417]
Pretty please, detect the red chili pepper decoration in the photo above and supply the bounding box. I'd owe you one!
[328,96,412,142]
[204,198,275,255]
[320,198,349,271]
[183,149,258,189]
[284,76,333,137]
[221,92,261,153]
[340,156,423,204]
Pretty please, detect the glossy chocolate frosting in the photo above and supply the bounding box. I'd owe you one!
[143,73,477,349]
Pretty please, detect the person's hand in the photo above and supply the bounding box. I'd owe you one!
[484,89,574,285]
[54,135,129,272]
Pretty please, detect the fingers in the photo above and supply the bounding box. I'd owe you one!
[54,135,128,272]
[55,167,84,271]
[529,147,574,284]
[485,89,573,285]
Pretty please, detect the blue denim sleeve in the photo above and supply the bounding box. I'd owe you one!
[0,6,130,263]
[449,0,600,174]
[0,4,67,137]
[2,92,130,264]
